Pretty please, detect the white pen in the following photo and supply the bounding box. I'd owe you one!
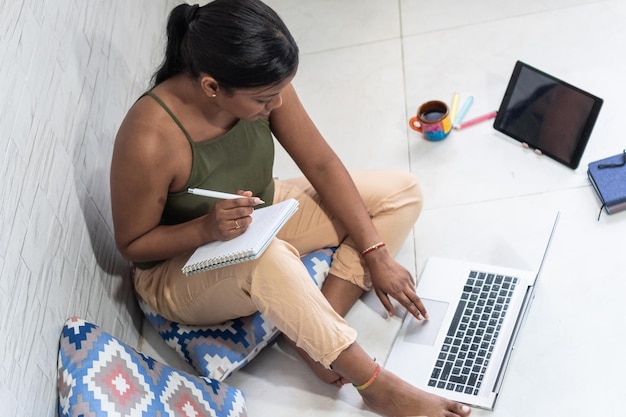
[188,188,265,204]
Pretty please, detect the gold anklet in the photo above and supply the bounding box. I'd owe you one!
[353,364,381,390]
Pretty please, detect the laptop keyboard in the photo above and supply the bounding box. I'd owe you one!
[428,270,518,395]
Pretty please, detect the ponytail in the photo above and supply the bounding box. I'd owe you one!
[152,4,197,85]
[152,0,299,90]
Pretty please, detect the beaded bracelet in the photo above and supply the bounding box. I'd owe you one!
[360,242,386,257]
[353,364,381,390]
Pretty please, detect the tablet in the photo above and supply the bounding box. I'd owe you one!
[493,61,603,169]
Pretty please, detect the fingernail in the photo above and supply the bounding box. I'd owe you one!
[252,197,264,205]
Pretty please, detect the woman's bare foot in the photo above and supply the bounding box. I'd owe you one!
[358,368,471,417]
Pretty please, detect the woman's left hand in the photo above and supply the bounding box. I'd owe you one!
[365,249,428,320]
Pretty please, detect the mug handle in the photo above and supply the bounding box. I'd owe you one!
[409,116,423,132]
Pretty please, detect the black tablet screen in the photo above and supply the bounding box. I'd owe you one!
[493,61,603,169]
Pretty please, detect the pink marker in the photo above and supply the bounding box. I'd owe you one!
[454,111,497,130]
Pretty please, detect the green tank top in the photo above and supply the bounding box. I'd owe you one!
[135,91,275,269]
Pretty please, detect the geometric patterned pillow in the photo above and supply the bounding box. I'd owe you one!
[57,317,247,417]
[137,247,336,381]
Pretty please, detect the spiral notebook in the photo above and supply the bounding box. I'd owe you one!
[182,198,299,276]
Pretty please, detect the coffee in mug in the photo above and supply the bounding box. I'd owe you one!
[409,100,452,141]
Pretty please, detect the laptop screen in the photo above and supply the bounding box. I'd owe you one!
[493,61,603,169]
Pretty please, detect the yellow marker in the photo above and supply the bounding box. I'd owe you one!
[450,92,460,123]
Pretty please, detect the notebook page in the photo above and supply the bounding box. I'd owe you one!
[182,198,299,275]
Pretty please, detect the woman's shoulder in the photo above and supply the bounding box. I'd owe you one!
[114,93,186,163]
[125,90,174,128]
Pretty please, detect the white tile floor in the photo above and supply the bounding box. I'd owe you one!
[140,1,626,415]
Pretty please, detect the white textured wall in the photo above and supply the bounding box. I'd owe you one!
[0,1,180,415]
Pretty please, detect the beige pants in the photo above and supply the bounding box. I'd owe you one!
[134,170,422,367]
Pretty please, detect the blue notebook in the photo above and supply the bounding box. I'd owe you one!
[587,152,626,215]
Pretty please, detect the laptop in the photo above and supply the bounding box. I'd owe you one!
[384,213,559,410]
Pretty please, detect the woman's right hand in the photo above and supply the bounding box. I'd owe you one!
[207,191,264,241]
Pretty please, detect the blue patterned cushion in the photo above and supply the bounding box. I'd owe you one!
[57,317,247,417]
[138,248,335,381]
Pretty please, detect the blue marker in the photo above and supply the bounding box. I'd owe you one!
[453,96,474,128]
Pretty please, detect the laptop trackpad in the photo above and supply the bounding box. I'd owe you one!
[403,299,449,346]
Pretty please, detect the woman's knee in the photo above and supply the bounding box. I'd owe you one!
[398,171,423,217]
[394,171,422,202]
[250,239,310,291]
[371,170,423,219]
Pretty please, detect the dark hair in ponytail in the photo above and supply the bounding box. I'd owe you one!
[152,0,299,91]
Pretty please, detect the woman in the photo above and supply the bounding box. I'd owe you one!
[110,1,471,416]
